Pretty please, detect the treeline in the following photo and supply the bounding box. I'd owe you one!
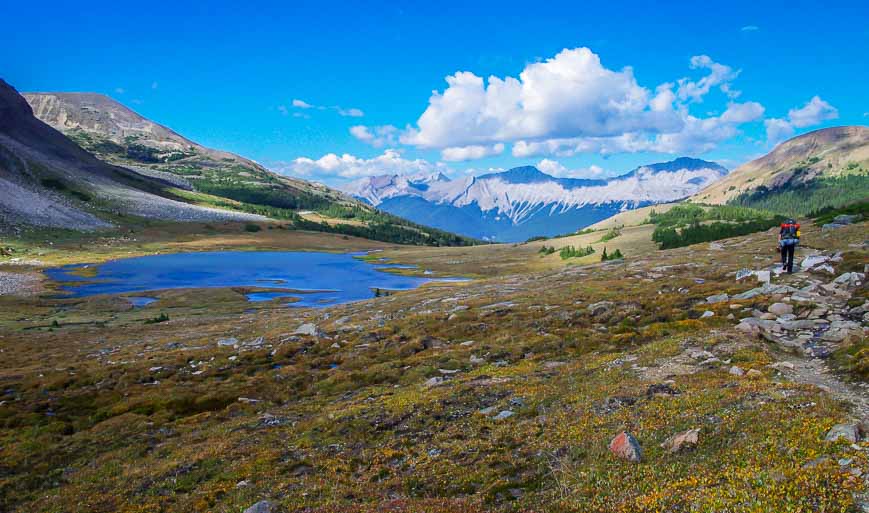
[652,218,783,249]
[648,204,774,228]
[811,200,869,225]
[196,183,333,212]
[525,227,596,243]
[292,216,475,247]
[730,174,869,217]
[647,203,783,250]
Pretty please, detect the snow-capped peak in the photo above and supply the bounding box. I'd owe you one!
[343,157,727,220]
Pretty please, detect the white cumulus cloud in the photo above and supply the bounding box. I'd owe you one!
[765,96,838,145]
[401,47,683,149]
[441,143,505,162]
[292,99,313,109]
[512,100,764,157]
[787,95,838,128]
[273,149,451,181]
[398,48,763,159]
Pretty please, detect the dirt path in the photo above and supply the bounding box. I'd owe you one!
[773,352,869,420]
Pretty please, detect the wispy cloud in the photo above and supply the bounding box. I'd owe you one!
[350,125,399,147]
[537,158,608,178]
[741,25,759,32]
[287,98,364,117]
[114,87,125,94]
[151,81,159,90]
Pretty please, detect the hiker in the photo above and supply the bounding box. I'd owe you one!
[778,218,800,273]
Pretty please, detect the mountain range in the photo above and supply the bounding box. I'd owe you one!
[343,158,728,241]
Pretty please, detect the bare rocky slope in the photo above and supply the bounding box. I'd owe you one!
[0,79,265,232]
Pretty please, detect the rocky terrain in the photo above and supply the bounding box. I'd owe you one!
[0,215,866,512]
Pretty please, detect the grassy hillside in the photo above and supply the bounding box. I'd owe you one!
[689,126,869,218]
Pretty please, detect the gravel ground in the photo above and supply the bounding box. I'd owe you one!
[0,271,43,296]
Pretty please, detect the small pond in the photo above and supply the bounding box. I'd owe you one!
[46,251,460,308]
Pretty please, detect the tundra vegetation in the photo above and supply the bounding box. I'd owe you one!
[0,214,867,512]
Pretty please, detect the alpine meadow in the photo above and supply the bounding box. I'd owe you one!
[1,2,868,512]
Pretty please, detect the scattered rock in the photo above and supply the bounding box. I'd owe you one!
[595,396,638,414]
[701,310,714,318]
[768,361,795,371]
[746,369,763,378]
[493,410,515,420]
[587,301,614,316]
[833,272,865,289]
[244,501,274,513]
[834,214,862,225]
[422,377,444,388]
[686,349,715,360]
[768,303,793,316]
[217,337,238,347]
[647,383,680,398]
[825,423,861,443]
[801,255,831,271]
[609,431,642,462]
[729,366,745,377]
[660,428,700,453]
[706,293,729,304]
[293,323,322,337]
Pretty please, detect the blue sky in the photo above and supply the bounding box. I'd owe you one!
[4,0,868,185]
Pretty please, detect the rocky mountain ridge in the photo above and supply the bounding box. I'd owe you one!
[344,158,727,241]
